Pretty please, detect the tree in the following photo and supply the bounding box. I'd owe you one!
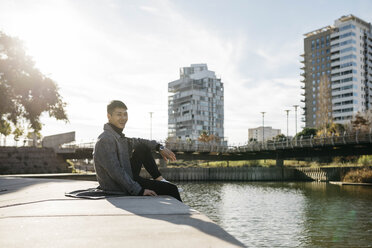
[350,112,371,132]
[316,75,332,129]
[0,31,68,137]
[198,131,220,143]
[274,134,286,140]
[0,119,11,145]
[328,123,345,136]
[295,127,317,137]
[316,123,346,137]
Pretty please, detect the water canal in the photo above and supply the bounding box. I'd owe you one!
[179,182,372,247]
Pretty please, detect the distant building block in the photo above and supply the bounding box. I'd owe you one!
[42,132,75,151]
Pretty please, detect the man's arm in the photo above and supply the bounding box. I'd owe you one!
[129,138,176,162]
[159,147,177,162]
[94,136,142,195]
[130,137,158,151]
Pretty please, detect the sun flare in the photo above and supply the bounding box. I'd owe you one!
[12,3,85,78]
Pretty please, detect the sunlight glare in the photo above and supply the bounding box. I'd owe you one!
[13,3,86,80]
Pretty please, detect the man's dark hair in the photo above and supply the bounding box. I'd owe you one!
[107,100,127,114]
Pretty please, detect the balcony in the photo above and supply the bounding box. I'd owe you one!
[330,53,340,60]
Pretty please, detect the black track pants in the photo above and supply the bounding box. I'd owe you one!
[130,144,182,202]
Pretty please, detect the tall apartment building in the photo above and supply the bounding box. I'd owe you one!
[302,15,372,128]
[168,64,224,142]
[248,126,281,142]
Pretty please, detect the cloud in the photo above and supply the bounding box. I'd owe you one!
[0,0,303,144]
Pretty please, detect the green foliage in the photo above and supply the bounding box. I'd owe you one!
[66,160,76,173]
[317,123,346,137]
[12,126,24,141]
[295,127,317,137]
[0,119,11,136]
[328,123,345,135]
[343,167,372,183]
[274,134,286,140]
[0,31,68,136]
[357,155,372,166]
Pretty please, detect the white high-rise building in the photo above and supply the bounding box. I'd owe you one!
[302,15,372,127]
[331,15,372,122]
[168,64,224,142]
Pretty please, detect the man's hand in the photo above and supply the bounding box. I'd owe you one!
[143,189,157,196]
[159,147,177,162]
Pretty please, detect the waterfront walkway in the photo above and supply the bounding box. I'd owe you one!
[0,177,244,248]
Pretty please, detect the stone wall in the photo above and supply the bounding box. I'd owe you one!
[0,147,71,174]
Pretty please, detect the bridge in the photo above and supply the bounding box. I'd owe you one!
[57,130,372,162]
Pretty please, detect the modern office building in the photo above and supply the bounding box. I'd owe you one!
[301,15,372,128]
[168,64,224,142]
[248,126,281,142]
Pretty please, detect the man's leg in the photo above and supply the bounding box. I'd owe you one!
[130,143,162,179]
[130,143,182,201]
[135,177,182,202]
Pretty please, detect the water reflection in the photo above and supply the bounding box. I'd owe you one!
[179,182,372,248]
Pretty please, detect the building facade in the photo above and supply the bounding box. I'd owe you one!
[248,126,281,142]
[168,64,224,142]
[302,15,372,128]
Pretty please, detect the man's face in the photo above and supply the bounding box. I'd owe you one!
[107,107,128,129]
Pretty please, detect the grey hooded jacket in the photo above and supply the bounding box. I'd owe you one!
[93,123,159,195]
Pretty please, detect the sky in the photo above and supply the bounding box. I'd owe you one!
[1,0,372,145]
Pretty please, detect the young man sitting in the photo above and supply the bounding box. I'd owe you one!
[93,100,182,201]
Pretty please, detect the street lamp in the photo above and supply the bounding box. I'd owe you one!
[261,112,266,146]
[285,110,290,146]
[149,112,153,140]
[293,105,299,135]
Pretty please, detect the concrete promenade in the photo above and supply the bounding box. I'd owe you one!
[0,177,244,248]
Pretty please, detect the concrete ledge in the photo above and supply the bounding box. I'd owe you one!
[329,181,372,186]
[0,173,97,181]
[0,177,244,248]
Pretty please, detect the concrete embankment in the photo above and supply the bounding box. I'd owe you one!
[0,147,70,174]
[3,166,362,182]
[154,166,361,182]
[0,177,244,248]
[143,167,296,181]
[294,166,361,181]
